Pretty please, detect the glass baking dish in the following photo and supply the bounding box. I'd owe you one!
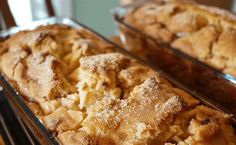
[0,91,39,145]
[112,0,236,120]
[0,17,235,145]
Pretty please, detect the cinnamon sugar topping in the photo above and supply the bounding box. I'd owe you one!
[0,24,235,145]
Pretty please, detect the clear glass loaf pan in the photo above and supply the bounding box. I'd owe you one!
[0,17,235,145]
[113,0,236,120]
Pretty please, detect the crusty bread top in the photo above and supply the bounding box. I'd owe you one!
[0,24,235,145]
[125,0,236,77]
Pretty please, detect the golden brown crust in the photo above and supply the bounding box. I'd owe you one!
[125,0,236,77]
[0,24,235,145]
[57,131,97,145]
[171,106,236,145]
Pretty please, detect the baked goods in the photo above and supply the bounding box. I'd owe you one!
[124,0,236,77]
[120,0,136,6]
[0,25,235,145]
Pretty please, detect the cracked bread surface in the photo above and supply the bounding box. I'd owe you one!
[124,0,236,77]
[0,24,235,145]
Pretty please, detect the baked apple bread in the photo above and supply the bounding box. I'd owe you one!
[124,0,236,77]
[0,25,235,145]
